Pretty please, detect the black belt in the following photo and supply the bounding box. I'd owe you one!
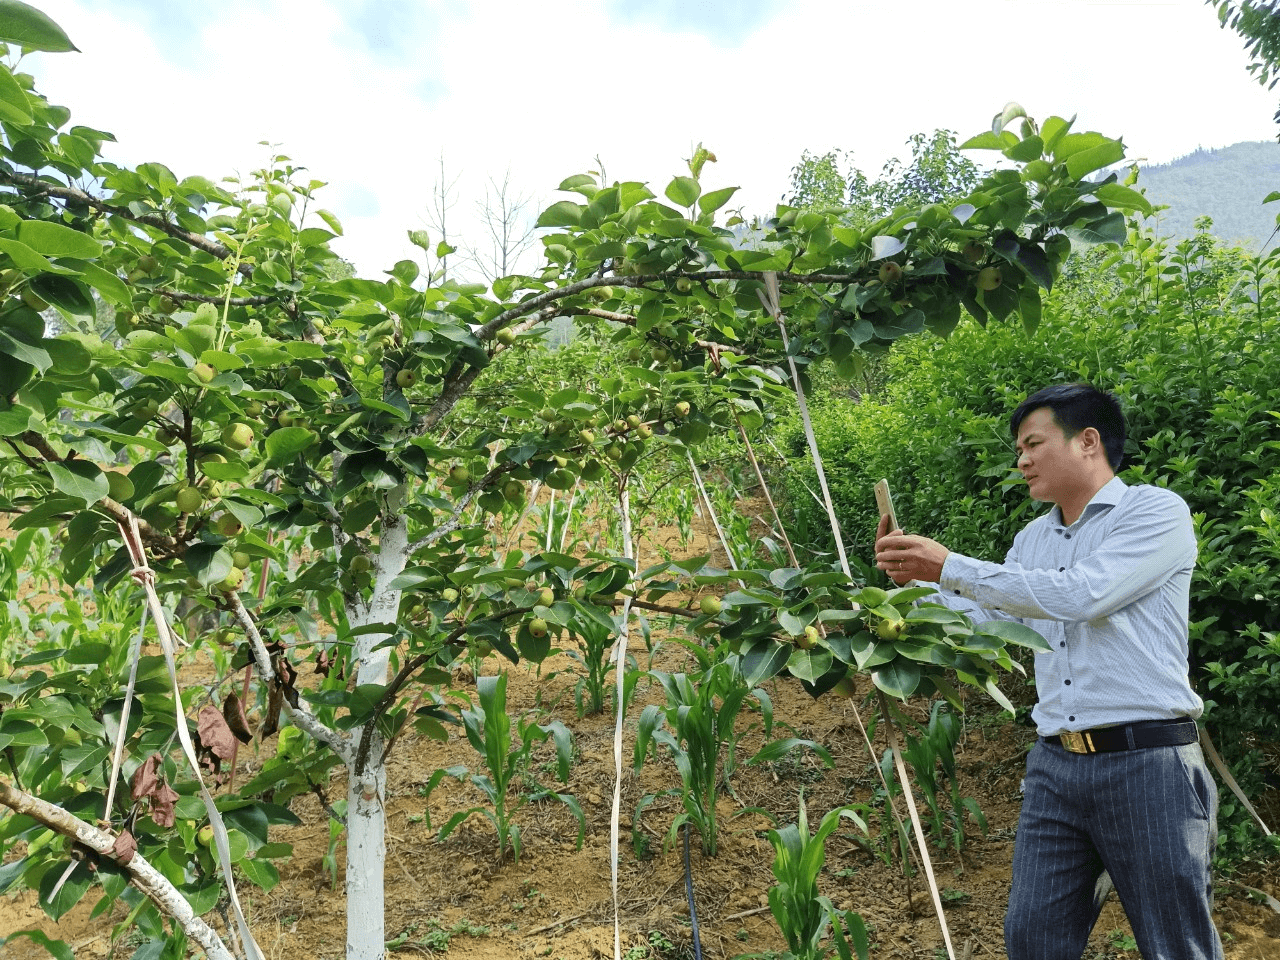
[1043,718,1199,755]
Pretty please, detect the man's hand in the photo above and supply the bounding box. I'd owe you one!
[875,514,950,585]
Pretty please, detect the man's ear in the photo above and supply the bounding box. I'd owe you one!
[1078,426,1103,457]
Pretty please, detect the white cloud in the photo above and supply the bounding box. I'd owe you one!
[22,0,1280,277]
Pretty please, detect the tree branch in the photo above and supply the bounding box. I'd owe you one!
[0,778,237,960]
[0,170,252,277]
[471,268,862,342]
[224,593,354,766]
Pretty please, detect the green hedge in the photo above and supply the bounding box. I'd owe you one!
[776,228,1280,855]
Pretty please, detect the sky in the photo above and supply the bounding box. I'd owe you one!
[21,0,1280,278]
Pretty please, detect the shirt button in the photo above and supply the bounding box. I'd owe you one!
[953,589,961,596]
[1064,679,1071,686]
[1059,567,1065,572]
[1069,715,1075,722]
[1059,641,1066,648]
[1064,533,1072,540]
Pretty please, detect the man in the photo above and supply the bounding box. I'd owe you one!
[873,383,1222,960]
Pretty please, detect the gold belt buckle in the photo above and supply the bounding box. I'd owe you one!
[1060,731,1095,754]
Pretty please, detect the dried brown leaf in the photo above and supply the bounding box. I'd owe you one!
[196,704,238,761]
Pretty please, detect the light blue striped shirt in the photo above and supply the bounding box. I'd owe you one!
[934,476,1203,736]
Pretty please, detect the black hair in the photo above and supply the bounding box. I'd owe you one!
[1010,383,1126,471]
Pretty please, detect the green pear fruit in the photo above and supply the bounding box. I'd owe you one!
[174,485,203,514]
[217,567,246,593]
[215,513,243,537]
[874,618,904,641]
[878,261,902,284]
[221,423,254,450]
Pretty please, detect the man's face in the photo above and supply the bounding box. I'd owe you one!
[1015,407,1086,505]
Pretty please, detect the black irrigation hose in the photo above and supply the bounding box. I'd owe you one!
[681,822,705,960]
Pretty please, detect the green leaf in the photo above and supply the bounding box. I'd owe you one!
[871,658,921,699]
[46,460,108,505]
[29,274,95,318]
[1064,211,1125,247]
[698,186,738,216]
[740,638,792,687]
[0,402,33,436]
[1093,182,1152,216]
[904,605,965,625]
[557,173,598,196]
[0,237,58,273]
[0,328,50,371]
[664,176,700,208]
[185,543,233,587]
[0,1,78,51]
[1004,135,1043,162]
[265,427,317,464]
[960,131,1010,151]
[778,608,809,636]
[1018,283,1042,334]
[536,200,584,229]
[975,619,1051,652]
[3,931,74,960]
[0,61,31,123]
[786,645,832,683]
[983,677,1016,714]
[60,259,130,306]
[768,567,803,591]
[37,861,91,920]
[15,220,103,259]
[1063,139,1126,181]
[1015,242,1053,291]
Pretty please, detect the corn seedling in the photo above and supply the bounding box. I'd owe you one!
[426,672,584,862]
[753,796,870,960]
[633,659,832,856]
[900,701,988,854]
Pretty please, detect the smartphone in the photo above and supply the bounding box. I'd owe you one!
[874,479,899,533]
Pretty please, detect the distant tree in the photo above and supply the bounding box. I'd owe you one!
[870,129,982,212]
[786,148,863,209]
[786,130,982,221]
[1210,0,1280,124]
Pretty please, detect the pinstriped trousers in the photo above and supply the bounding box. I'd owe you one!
[1004,739,1223,960]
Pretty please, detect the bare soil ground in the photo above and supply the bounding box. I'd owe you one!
[2,513,1277,960]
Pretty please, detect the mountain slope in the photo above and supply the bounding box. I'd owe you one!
[1137,140,1280,250]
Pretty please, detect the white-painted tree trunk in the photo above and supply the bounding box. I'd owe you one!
[344,500,411,960]
[345,750,387,960]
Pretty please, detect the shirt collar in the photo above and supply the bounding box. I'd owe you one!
[1051,475,1126,528]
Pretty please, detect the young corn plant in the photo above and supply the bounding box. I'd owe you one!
[755,797,870,960]
[633,658,832,856]
[899,700,988,855]
[426,672,583,863]
[562,610,635,717]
